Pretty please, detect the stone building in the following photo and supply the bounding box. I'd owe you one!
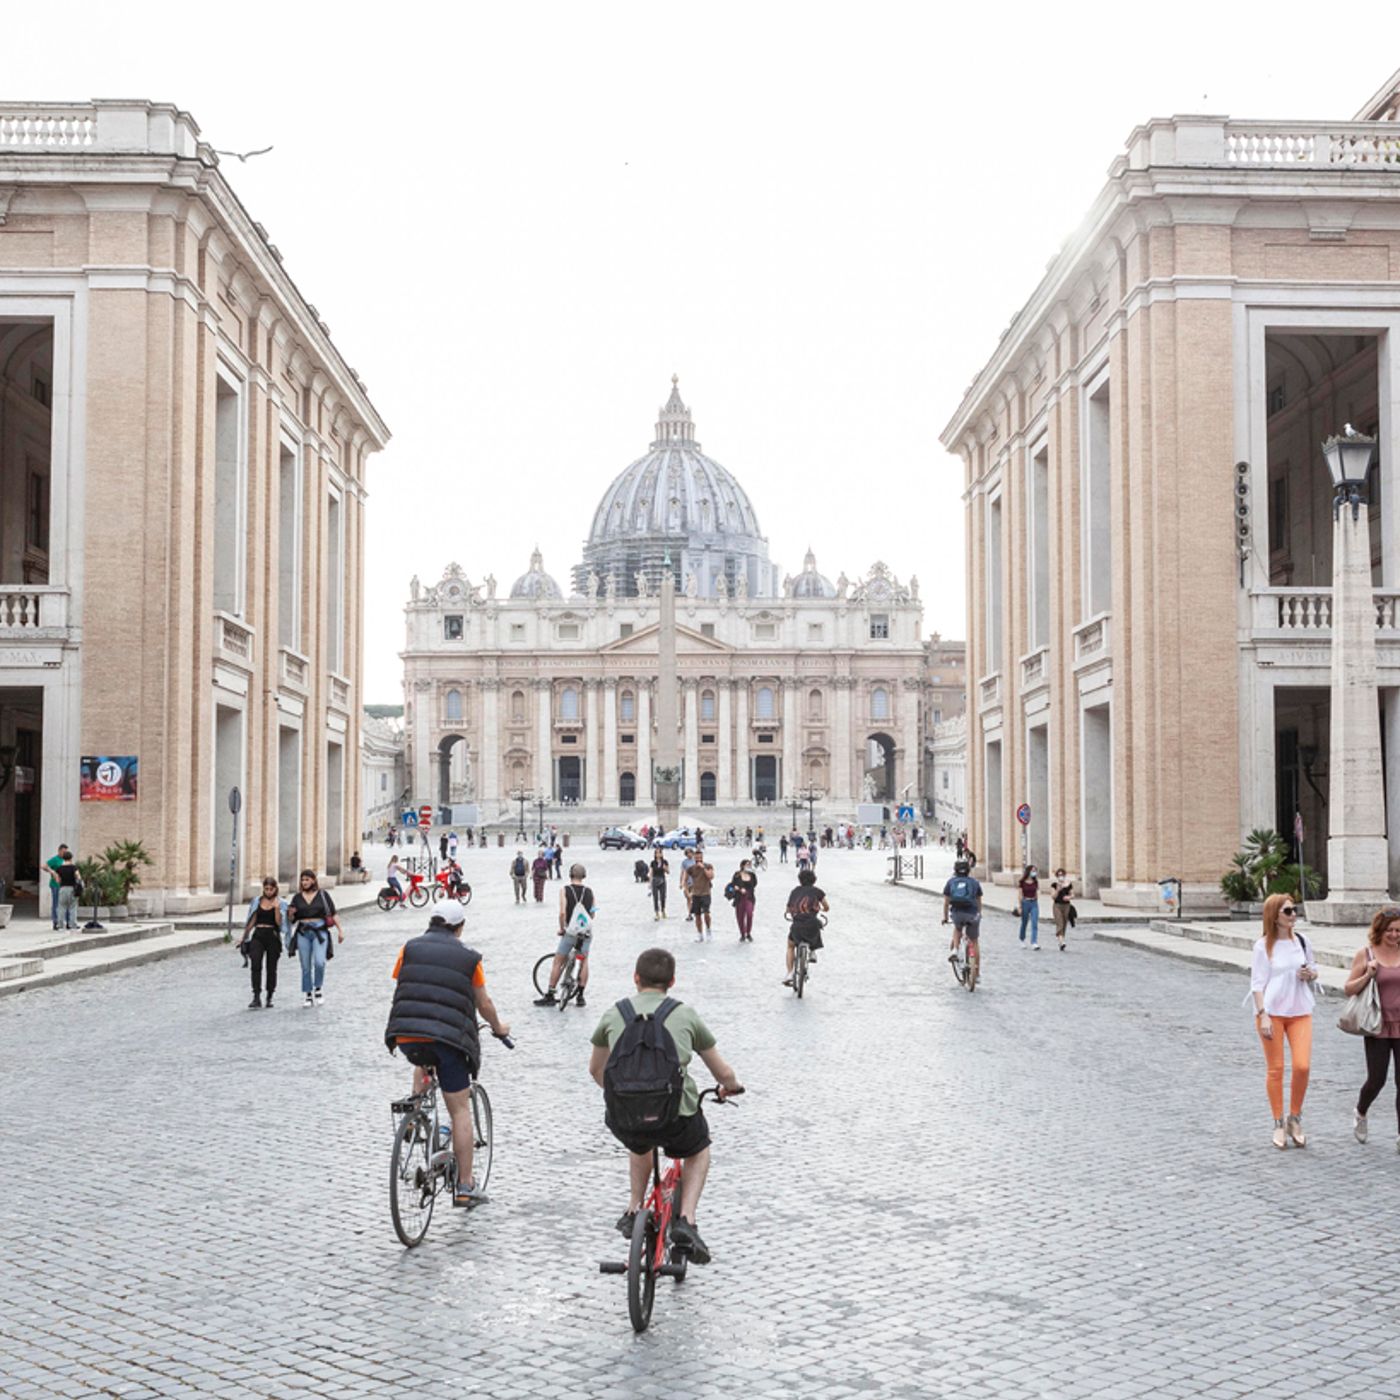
[941,73,1400,904]
[928,714,967,836]
[361,711,406,837]
[921,636,966,811]
[0,100,389,911]
[402,381,926,815]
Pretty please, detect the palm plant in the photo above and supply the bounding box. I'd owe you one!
[102,840,153,906]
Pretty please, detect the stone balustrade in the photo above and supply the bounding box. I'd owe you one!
[0,100,202,157]
[1020,648,1047,689]
[1254,588,1400,634]
[0,587,68,634]
[1122,116,1400,172]
[280,648,309,691]
[330,676,350,712]
[978,673,1001,708]
[1073,614,1111,663]
[214,613,253,666]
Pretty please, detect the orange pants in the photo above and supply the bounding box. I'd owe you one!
[1257,1014,1312,1118]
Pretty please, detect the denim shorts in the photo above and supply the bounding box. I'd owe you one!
[556,930,593,959]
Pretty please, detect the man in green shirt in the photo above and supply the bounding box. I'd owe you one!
[588,947,743,1265]
[46,844,72,930]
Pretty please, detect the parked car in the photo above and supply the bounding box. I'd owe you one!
[652,828,701,850]
[599,826,649,850]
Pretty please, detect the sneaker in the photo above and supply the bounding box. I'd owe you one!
[248,994,262,1009]
[1354,1109,1368,1144]
[669,1217,710,1265]
[615,1210,637,1238]
[1033,944,1042,952]
[782,977,794,987]
[1286,1113,1307,1148]
[303,993,314,1008]
[575,991,586,1009]
[948,951,960,965]
[534,992,557,1007]
[695,934,705,943]
[313,988,324,1004]
[1059,942,1066,952]
[453,1177,489,1208]
[1272,1117,1288,1150]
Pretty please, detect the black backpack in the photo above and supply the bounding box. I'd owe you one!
[603,998,684,1136]
[512,856,527,876]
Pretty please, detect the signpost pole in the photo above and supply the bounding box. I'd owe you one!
[1015,802,1032,873]
[225,786,241,947]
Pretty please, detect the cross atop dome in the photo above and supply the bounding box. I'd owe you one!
[653,374,698,450]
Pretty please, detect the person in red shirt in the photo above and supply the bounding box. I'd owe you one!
[1017,866,1041,949]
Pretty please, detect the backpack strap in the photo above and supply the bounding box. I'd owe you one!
[1297,931,1311,964]
[615,998,636,1023]
[653,996,681,1025]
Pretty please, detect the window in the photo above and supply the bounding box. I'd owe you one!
[445,615,464,640]
[26,472,48,552]
[510,623,526,641]
[213,375,244,615]
[445,689,463,721]
[620,623,634,638]
[754,622,776,640]
[277,445,299,649]
[942,771,949,790]
[700,772,716,805]
[702,734,715,745]
[561,733,577,744]
[808,689,823,720]
[872,686,890,720]
[620,772,636,805]
[700,689,716,721]
[756,686,775,720]
[620,691,635,722]
[557,623,579,640]
[808,623,824,643]
[380,773,388,791]
[560,687,579,720]
[326,492,344,671]
[701,622,716,639]
[758,732,774,743]
[621,733,635,744]
[869,614,890,640]
[511,689,526,722]
[933,708,942,724]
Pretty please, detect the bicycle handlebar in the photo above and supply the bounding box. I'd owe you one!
[479,1021,516,1051]
[699,1085,743,1106]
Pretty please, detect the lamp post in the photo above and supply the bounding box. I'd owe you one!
[785,795,802,838]
[508,788,531,843]
[533,795,549,843]
[1312,427,1392,922]
[797,783,823,845]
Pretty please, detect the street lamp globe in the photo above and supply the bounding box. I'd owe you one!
[1322,426,1376,517]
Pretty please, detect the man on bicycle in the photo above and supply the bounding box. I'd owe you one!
[942,859,984,969]
[783,868,828,985]
[534,863,596,1007]
[588,947,743,1265]
[384,900,511,1206]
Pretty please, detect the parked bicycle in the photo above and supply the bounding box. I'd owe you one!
[388,1026,514,1247]
[377,870,431,911]
[599,1086,742,1332]
[431,867,473,905]
[533,927,587,1011]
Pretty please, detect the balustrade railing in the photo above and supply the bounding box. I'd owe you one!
[1020,648,1047,688]
[280,648,309,690]
[0,588,68,632]
[330,676,350,712]
[1255,588,1400,634]
[0,108,97,148]
[1073,614,1111,662]
[1125,117,1400,172]
[214,613,253,664]
[978,673,1001,707]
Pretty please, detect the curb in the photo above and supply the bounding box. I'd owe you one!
[0,930,224,998]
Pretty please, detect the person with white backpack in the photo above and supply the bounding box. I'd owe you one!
[535,863,598,1008]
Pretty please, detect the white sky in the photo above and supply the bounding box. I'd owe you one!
[6,3,1393,700]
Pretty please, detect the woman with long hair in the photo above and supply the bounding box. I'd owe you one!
[243,877,287,1008]
[1248,892,1320,1149]
[1345,907,1400,1148]
[730,857,758,942]
[288,869,341,1008]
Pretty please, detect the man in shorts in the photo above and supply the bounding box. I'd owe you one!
[589,948,743,1264]
[783,868,829,985]
[688,857,715,942]
[384,900,511,1206]
[534,863,596,1007]
[942,859,984,970]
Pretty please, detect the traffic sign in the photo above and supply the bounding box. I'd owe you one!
[418,804,433,830]
[1016,803,1032,827]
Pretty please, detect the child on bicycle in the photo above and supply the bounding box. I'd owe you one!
[783,868,828,986]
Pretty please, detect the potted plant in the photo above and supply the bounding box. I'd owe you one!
[75,857,123,924]
[1219,828,1321,917]
[102,840,153,914]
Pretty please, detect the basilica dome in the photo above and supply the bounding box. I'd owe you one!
[574,378,778,599]
[510,547,563,600]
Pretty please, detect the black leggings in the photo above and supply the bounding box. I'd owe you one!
[249,930,281,997]
[651,882,667,914]
[1358,1036,1400,1129]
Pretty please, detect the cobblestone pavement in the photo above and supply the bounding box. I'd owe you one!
[3,846,1399,1399]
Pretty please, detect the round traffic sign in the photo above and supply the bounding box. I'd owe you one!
[1016,803,1032,827]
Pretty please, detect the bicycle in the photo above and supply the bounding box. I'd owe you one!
[377,870,431,911]
[945,917,979,992]
[388,1027,514,1248]
[431,868,474,905]
[532,928,588,1011]
[599,1087,742,1332]
[751,847,767,870]
[785,912,826,999]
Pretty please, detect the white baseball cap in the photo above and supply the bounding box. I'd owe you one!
[434,899,467,927]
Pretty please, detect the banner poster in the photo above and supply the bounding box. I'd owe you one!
[80,755,138,802]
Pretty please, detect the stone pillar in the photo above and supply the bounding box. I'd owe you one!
[718,681,733,803]
[734,683,749,802]
[683,680,700,805]
[1314,500,1392,919]
[603,679,618,806]
[535,680,552,799]
[480,680,499,802]
[585,681,599,803]
[782,681,799,800]
[637,683,653,804]
[411,679,432,803]
[901,677,921,804]
[833,678,853,801]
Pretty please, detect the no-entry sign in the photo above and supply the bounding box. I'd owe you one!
[418,805,433,829]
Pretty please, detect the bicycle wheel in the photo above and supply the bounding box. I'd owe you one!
[558,962,578,1011]
[965,948,979,993]
[532,953,555,997]
[950,945,966,986]
[390,1113,434,1248]
[627,1209,658,1333]
[431,883,444,902]
[794,943,808,999]
[469,1083,494,1192]
[409,885,430,909]
[376,891,394,912]
[458,883,472,906]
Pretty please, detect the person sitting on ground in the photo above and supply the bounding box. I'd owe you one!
[633,858,649,884]
[535,864,597,1007]
[588,947,743,1265]
[384,900,511,1206]
[784,868,829,985]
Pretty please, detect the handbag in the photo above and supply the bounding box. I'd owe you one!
[1338,951,1383,1036]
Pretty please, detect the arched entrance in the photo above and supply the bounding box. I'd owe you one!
[700,771,716,806]
[864,733,895,802]
[753,754,778,803]
[437,734,471,807]
[558,755,582,804]
[619,771,636,806]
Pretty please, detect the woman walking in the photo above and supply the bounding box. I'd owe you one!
[1346,907,1400,1149]
[1017,866,1040,948]
[531,850,550,902]
[649,848,669,920]
[730,858,758,941]
[288,869,340,1008]
[1248,893,1320,1148]
[1051,869,1073,951]
[243,878,287,1009]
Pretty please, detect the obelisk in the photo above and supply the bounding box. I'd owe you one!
[654,551,681,831]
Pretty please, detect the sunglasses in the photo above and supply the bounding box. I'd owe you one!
[1280,906,1297,916]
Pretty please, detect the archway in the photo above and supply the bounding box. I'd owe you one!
[864,732,895,802]
[753,755,778,803]
[620,771,636,806]
[437,733,471,807]
[558,755,582,804]
[700,771,716,806]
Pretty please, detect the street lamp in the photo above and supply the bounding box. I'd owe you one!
[533,794,549,842]
[1322,424,1376,520]
[508,788,532,843]
[798,783,823,844]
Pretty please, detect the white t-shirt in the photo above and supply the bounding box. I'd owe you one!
[1248,934,1317,1017]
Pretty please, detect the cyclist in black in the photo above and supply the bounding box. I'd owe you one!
[385,900,511,1206]
[649,849,670,921]
[783,868,829,986]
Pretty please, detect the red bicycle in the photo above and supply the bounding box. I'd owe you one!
[599,1087,742,1332]
[431,867,473,905]
[377,870,431,911]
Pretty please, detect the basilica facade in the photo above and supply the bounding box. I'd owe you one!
[402,382,926,814]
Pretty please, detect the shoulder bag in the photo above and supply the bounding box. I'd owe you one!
[1338,949,1383,1036]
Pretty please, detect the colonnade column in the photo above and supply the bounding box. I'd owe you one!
[833,677,853,800]
[603,679,618,807]
[717,681,733,803]
[585,681,600,803]
[480,680,499,802]
[637,682,653,804]
[901,678,921,804]
[534,679,553,798]
[782,681,799,799]
[683,679,699,805]
[411,679,432,803]
[734,682,749,802]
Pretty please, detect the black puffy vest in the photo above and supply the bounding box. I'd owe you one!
[384,929,482,1065]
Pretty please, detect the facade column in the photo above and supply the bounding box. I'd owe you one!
[734,682,749,801]
[585,680,600,803]
[637,682,653,804]
[480,680,499,802]
[901,677,921,804]
[683,680,700,805]
[782,680,799,800]
[833,678,853,801]
[411,679,432,804]
[603,679,618,806]
[718,680,733,803]
[535,679,552,799]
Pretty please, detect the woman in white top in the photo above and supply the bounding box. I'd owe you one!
[1248,892,1321,1149]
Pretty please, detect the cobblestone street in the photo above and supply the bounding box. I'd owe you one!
[3,845,1399,1398]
